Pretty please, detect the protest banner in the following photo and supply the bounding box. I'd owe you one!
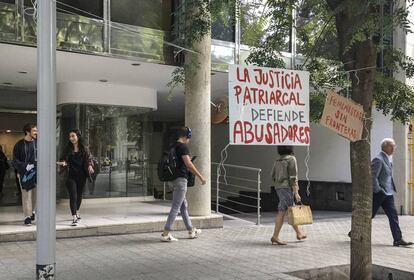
[320,92,364,142]
[228,64,310,145]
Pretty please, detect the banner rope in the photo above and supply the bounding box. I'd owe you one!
[218,144,230,186]
[304,145,311,196]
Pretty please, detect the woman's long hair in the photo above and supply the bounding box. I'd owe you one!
[62,129,87,159]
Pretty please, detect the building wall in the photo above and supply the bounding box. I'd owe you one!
[211,107,394,211]
[405,1,414,215]
[0,132,24,158]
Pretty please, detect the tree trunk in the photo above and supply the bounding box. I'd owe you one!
[348,40,376,280]
[327,1,377,278]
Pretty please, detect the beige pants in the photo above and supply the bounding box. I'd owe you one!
[17,174,36,218]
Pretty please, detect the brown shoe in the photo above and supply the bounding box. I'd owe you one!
[271,237,287,245]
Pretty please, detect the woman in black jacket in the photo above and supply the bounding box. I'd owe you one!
[57,129,94,226]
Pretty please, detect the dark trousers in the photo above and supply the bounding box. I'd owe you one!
[66,177,86,216]
[14,169,21,195]
[372,191,402,242]
[0,169,5,192]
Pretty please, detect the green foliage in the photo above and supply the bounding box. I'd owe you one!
[182,0,211,47]
[166,59,200,100]
[166,66,185,100]
[239,1,268,46]
[304,58,349,91]
[246,0,414,124]
[296,0,338,60]
[245,47,286,68]
[374,74,414,124]
[168,0,238,95]
[174,0,239,49]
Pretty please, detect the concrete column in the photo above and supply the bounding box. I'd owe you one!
[185,24,211,216]
[36,0,57,279]
[393,123,410,215]
[392,5,410,215]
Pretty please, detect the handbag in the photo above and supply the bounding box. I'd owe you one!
[287,202,313,226]
[20,168,37,191]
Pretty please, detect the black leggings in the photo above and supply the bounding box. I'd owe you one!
[66,177,86,216]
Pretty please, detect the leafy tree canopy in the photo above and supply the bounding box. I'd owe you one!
[243,0,414,123]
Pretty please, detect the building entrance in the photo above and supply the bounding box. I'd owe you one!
[57,104,154,200]
[0,112,37,206]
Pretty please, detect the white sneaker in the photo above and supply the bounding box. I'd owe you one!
[188,228,202,239]
[160,233,178,242]
[71,218,78,226]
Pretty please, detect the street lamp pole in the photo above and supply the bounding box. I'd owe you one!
[36,0,57,279]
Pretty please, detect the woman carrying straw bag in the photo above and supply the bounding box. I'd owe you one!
[270,146,307,245]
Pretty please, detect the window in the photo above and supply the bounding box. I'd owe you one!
[53,0,103,19]
[212,20,235,42]
[111,0,171,31]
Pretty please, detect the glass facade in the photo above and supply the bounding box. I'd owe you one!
[111,0,171,31]
[0,0,282,67]
[55,0,103,19]
[212,20,235,42]
[57,104,155,199]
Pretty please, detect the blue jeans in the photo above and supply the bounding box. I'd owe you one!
[164,177,193,231]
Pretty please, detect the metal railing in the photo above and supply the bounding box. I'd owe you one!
[212,162,262,225]
[159,162,262,224]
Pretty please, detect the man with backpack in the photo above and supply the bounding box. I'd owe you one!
[159,127,206,242]
[12,123,37,226]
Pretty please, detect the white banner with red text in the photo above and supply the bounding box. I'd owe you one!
[229,64,310,146]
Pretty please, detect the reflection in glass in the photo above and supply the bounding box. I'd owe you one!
[111,0,171,31]
[212,44,234,62]
[212,20,235,42]
[0,1,17,41]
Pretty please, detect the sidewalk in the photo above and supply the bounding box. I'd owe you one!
[0,199,223,242]
[0,212,413,279]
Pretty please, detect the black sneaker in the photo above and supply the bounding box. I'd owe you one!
[24,217,32,226]
[30,212,35,221]
[393,239,414,247]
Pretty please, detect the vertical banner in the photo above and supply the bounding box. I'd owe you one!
[229,65,310,145]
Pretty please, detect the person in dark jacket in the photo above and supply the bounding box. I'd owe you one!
[0,145,10,194]
[0,145,9,193]
[12,123,37,226]
[57,129,94,226]
[349,138,413,247]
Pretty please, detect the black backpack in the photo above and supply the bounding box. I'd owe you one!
[157,145,178,182]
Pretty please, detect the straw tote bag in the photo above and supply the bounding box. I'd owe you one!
[288,202,313,226]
